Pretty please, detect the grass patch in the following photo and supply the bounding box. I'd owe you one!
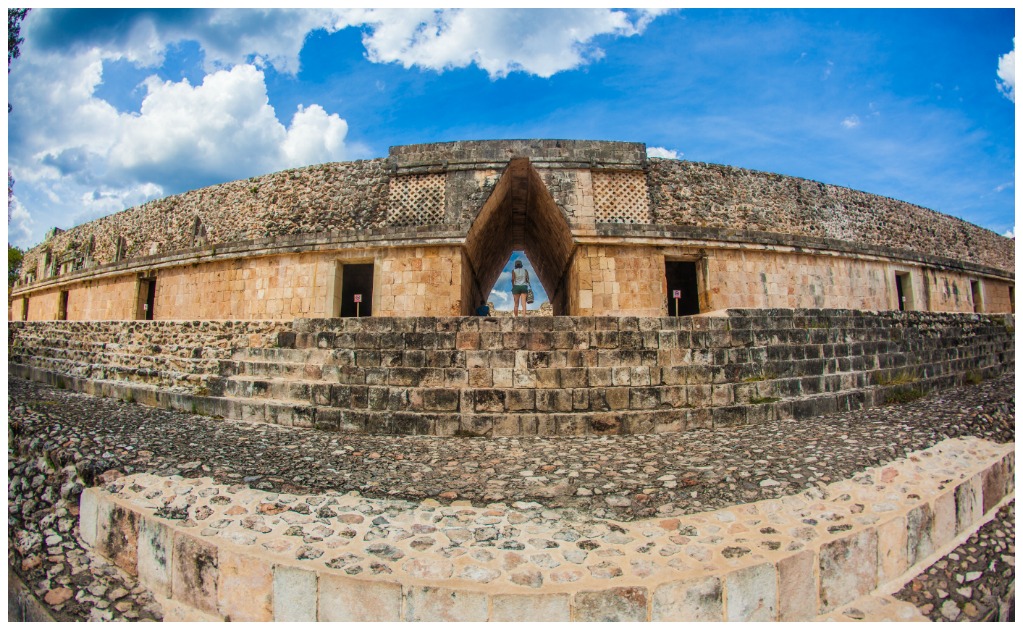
[884,388,925,405]
[964,371,984,385]
[742,370,777,383]
[874,370,917,387]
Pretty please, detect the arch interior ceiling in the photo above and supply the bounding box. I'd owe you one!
[464,158,575,306]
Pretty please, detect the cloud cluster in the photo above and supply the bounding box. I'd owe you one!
[647,146,682,159]
[997,38,1014,102]
[355,8,665,79]
[8,8,667,247]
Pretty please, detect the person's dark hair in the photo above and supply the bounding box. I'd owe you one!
[514,260,523,268]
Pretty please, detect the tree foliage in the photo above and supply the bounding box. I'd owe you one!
[9,244,24,287]
[9,8,28,72]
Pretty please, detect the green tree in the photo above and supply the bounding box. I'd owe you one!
[9,8,28,71]
[9,244,24,286]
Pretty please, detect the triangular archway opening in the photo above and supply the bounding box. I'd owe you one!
[463,158,575,315]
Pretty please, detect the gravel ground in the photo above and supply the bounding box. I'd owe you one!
[8,373,1015,621]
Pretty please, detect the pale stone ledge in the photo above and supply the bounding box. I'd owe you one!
[79,437,1013,621]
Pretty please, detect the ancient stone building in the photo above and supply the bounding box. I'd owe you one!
[8,140,1014,322]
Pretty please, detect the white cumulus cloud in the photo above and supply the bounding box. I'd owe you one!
[841,115,861,129]
[356,8,666,79]
[647,146,682,159]
[997,38,1014,102]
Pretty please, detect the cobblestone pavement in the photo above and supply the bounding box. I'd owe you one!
[8,373,1015,621]
[895,501,1015,622]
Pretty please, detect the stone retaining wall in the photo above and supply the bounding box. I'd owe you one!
[9,309,1014,436]
[77,437,1014,621]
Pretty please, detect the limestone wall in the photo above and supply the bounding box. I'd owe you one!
[647,160,1014,274]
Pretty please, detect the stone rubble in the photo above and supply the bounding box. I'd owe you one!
[8,373,1014,622]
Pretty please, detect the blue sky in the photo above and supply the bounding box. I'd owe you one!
[6,8,1016,310]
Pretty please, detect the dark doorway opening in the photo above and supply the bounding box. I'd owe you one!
[340,263,374,317]
[665,261,700,316]
[137,277,156,320]
[58,291,69,320]
[21,298,29,321]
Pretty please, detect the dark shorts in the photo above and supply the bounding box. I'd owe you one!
[512,285,529,295]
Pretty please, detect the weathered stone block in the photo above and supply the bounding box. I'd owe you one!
[403,586,488,622]
[79,488,100,547]
[96,502,139,577]
[273,565,317,622]
[651,576,722,621]
[982,455,1012,513]
[573,587,648,622]
[172,532,219,616]
[491,593,571,622]
[955,474,983,533]
[777,549,816,621]
[218,548,273,621]
[137,516,173,599]
[931,490,957,551]
[875,514,908,586]
[818,529,878,613]
[318,574,401,621]
[726,561,777,621]
[906,503,934,567]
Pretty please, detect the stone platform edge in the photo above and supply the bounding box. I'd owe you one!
[78,437,1013,622]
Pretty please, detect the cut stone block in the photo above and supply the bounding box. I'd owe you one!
[172,532,219,616]
[217,548,273,622]
[726,561,777,621]
[318,574,401,622]
[273,565,317,622]
[651,576,723,621]
[573,587,648,622]
[402,586,488,622]
[819,529,878,613]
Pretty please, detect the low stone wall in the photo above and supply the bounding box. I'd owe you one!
[8,309,1014,436]
[78,438,1014,621]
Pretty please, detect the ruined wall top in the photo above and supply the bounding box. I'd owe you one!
[389,139,647,172]
[17,139,1014,285]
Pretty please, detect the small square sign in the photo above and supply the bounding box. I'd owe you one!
[672,290,682,299]
[354,294,363,303]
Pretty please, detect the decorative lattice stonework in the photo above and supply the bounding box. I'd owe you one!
[387,173,446,226]
[593,171,652,224]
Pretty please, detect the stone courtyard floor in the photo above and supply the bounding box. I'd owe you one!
[8,373,1015,621]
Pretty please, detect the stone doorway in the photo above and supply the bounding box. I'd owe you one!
[340,263,374,317]
[463,158,574,315]
[136,277,156,320]
[665,260,701,316]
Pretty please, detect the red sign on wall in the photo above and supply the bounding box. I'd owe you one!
[354,294,363,303]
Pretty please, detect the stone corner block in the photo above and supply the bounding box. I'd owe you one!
[491,592,572,622]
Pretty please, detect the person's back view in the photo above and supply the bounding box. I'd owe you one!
[511,260,529,316]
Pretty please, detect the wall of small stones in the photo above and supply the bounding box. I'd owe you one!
[20,159,391,283]
[8,310,1014,436]
[647,159,1014,274]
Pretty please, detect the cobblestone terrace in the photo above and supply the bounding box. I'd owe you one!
[8,373,1014,621]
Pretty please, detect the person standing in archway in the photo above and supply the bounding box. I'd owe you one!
[511,260,530,316]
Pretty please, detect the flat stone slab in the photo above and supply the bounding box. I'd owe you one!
[81,436,1013,621]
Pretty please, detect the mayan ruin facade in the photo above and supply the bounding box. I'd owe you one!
[8,140,1015,321]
